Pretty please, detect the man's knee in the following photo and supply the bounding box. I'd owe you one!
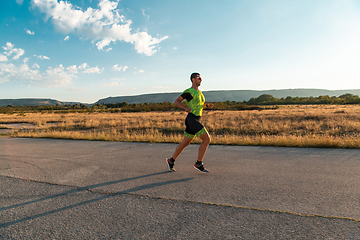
[205,136,211,145]
[201,133,211,145]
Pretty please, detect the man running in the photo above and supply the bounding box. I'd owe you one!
[166,72,214,173]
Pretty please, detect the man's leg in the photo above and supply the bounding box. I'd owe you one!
[197,132,211,162]
[193,132,211,173]
[172,136,193,160]
[166,136,192,172]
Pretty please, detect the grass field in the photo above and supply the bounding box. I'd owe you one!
[1,105,360,148]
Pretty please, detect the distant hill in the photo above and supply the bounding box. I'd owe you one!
[3,89,360,107]
[0,98,81,107]
[96,89,360,104]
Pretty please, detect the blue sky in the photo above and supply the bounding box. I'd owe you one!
[1,0,360,103]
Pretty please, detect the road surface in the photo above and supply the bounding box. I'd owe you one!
[1,137,359,239]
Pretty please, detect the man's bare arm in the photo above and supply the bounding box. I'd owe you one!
[174,96,191,113]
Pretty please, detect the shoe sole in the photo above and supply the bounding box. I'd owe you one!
[193,165,209,173]
[166,158,175,172]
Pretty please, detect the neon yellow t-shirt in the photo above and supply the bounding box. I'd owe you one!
[180,87,205,116]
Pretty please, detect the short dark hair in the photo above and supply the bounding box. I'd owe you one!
[190,72,200,81]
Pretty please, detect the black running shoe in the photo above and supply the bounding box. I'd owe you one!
[193,162,209,173]
[166,158,175,172]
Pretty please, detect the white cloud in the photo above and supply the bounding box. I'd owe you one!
[34,55,50,59]
[131,32,168,56]
[133,67,144,74]
[64,36,69,41]
[66,65,78,73]
[142,9,149,19]
[0,63,17,75]
[78,63,88,70]
[32,63,40,69]
[112,64,122,71]
[0,63,16,83]
[20,58,30,73]
[106,47,112,52]
[0,43,76,88]
[84,67,102,74]
[3,42,25,60]
[25,29,35,35]
[0,54,8,62]
[31,0,168,56]
[0,61,74,88]
[173,47,177,50]
[42,64,73,88]
[113,65,129,72]
[78,63,103,73]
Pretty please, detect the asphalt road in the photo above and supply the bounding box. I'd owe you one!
[1,137,359,239]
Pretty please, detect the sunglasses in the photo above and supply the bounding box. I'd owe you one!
[196,76,202,80]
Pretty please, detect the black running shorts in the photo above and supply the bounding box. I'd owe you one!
[184,113,208,139]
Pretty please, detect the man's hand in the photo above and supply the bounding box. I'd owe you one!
[185,107,192,113]
[205,103,214,108]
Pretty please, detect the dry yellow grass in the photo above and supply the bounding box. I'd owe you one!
[1,105,360,148]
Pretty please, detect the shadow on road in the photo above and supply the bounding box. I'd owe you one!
[1,171,194,228]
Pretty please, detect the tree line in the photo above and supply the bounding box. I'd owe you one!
[1,93,359,114]
[246,93,360,105]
